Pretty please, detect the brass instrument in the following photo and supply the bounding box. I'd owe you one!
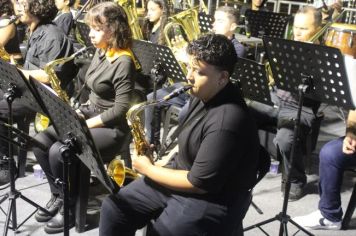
[0,47,11,62]
[165,6,201,43]
[107,84,193,186]
[115,0,144,39]
[35,47,91,132]
[308,9,346,43]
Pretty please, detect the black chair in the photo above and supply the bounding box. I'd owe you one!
[230,145,271,236]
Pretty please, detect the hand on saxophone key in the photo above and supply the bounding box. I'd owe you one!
[132,150,154,176]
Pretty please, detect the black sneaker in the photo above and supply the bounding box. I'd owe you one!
[44,205,75,234]
[281,182,305,202]
[35,195,63,222]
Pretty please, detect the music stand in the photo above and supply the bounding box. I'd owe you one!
[27,78,118,235]
[245,10,290,38]
[132,40,186,149]
[244,36,355,236]
[75,21,95,55]
[232,57,273,106]
[0,60,53,236]
[198,11,213,33]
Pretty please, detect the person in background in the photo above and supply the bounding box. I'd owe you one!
[142,0,170,45]
[31,2,137,234]
[0,0,76,165]
[248,6,322,201]
[99,33,260,236]
[293,109,356,230]
[0,0,23,64]
[53,0,75,35]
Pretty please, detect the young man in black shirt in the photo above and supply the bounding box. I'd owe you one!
[99,34,260,236]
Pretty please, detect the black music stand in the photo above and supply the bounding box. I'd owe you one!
[132,40,186,152]
[27,78,118,235]
[198,11,213,33]
[245,10,290,38]
[232,57,273,106]
[244,36,355,236]
[75,21,95,55]
[0,60,53,236]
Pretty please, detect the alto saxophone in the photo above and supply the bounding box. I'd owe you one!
[35,46,91,132]
[107,84,193,186]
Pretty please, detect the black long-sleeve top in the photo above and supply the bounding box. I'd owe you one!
[85,49,135,129]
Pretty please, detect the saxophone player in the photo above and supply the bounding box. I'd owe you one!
[31,2,138,233]
[99,33,260,236]
[0,0,23,64]
[0,0,76,169]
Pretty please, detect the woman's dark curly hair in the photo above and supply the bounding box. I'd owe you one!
[0,0,14,16]
[142,0,170,45]
[187,34,237,76]
[85,2,132,49]
[28,0,58,23]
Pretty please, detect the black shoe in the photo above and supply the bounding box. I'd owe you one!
[35,195,63,222]
[0,158,17,185]
[44,205,75,234]
[281,182,305,202]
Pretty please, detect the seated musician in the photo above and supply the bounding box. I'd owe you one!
[145,6,247,152]
[142,0,170,45]
[99,33,260,236]
[293,109,356,230]
[53,0,75,35]
[0,0,23,64]
[31,2,138,233]
[0,0,76,165]
[313,0,342,21]
[248,6,322,201]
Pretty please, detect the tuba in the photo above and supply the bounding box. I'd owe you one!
[107,84,193,186]
[34,47,91,132]
[115,0,144,39]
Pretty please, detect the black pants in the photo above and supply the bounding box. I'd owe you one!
[33,126,128,200]
[99,177,251,236]
[0,90,36,156]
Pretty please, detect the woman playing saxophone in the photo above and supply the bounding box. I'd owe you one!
[31,2,139,233]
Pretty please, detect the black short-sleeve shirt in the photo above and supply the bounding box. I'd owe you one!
[172,82,260,202]
[24,23,77,89]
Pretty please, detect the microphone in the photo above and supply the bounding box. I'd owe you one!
[162,84,193,101]
[0,15,21,29]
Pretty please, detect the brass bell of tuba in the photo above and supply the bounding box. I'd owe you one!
[107,84,193,186]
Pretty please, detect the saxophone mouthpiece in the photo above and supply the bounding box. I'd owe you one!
[163,84,193,101]
[72,46,94,58]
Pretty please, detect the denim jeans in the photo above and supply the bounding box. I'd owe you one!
[318,137,356,222]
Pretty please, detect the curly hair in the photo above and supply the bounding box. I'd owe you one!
[187,34,237,76]
[142,0,170,45]
[28,0,58,23]
[0,0,14,16]
[85,2,132,49]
